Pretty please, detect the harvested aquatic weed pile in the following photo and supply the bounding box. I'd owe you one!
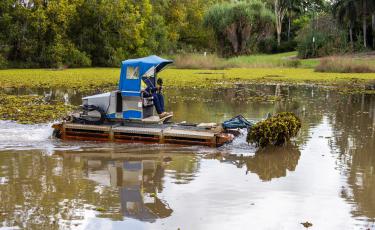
[247,112,302,147]
[0,94,75,124]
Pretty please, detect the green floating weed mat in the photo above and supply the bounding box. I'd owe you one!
[0,94,75,124]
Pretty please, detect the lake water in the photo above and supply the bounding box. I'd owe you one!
[0,85,375,229]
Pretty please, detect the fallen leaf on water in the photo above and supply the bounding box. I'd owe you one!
[301,221,313,228]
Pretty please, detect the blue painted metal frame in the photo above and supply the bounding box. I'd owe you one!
[121,91,141,97]
[117,55,172,120]
[123,110,142,120]
[118,55,172,92]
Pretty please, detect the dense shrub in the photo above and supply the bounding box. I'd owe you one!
[64,46,92,68]
[247,112,302,147]
[283,59,301,68]
[0,54,8,69]
[277,41,297,53]
[296,14,349,59]
[257,38,278,53]
[257,39,296,54]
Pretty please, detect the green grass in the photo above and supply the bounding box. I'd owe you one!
[226,52,320,68]
[227,52,296,66]
[299,58,320,68]
[173,52,320,69]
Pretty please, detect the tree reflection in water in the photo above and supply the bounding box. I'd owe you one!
[206,144,300,181]
[246,145,301,181]
[328,93,375,220]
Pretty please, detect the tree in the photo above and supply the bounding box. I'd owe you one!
[69,0,154,66]
[274,0,288,45]
[296,14,348,58]
[369,0,375,48]
[333,0,357,47]
[360,0,368,48]
[204,1,274,56]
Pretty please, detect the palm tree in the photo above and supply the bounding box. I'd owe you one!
[333,0,357,48]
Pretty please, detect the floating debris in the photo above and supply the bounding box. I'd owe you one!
[94,207,106,212]
[301,221,313,228]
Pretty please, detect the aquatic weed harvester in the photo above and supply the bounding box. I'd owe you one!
[52,55,254,147]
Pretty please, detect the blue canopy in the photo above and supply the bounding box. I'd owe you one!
[118,55,173,92]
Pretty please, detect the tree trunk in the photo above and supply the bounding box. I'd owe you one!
[274,0,284,46]
[372,13,375,49]
[349,26,354,49]
[288,15,291,41]
[363,0,367,48]
[237,24,242,54]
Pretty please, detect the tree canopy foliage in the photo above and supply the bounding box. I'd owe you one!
[204,1,274,56]
[0,0,217,68]
[1,0,375,67]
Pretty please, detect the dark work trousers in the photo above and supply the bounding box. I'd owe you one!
[153,93,165,114]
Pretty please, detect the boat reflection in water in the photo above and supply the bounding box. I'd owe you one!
[62,152,173,222]
[110,160,172,222]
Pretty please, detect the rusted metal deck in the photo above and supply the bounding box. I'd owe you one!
[52,122,234,147]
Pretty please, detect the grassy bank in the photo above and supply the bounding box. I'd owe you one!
[172,52,375,71]
[1,67,375,91]
[173,52,319,69]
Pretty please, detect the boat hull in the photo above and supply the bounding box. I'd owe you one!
[52,122,234,147]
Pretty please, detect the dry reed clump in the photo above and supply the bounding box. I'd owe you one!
[315,57,375,73]
[173,54,238,70]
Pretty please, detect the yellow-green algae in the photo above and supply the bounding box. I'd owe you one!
[0,67,374,124]
[0,94,75,124]
[0,68,119,92]
[160,68,375,88]
[0,68,375,91]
